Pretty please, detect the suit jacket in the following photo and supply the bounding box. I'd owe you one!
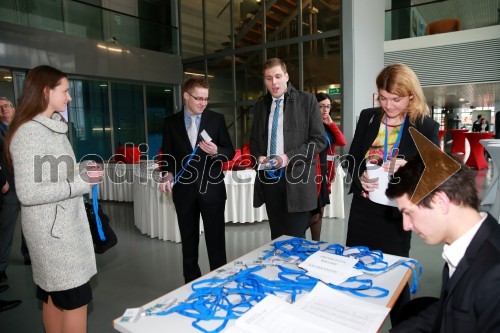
[249,84,327,212]
[0,124,15,185]
[347,107,439,196]
[161,108,235,205]
[391,214,500,333]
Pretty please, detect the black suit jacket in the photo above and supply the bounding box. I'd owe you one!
[160,108,235,205]
[347,107,439,196]
[391,214,500,333]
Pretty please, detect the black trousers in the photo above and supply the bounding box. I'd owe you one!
[174,194,227,284]
[262,177,310,240]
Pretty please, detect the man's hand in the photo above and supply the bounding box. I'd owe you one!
[199,140,218,155]
[257,154,289,169]
[159,172,174,193]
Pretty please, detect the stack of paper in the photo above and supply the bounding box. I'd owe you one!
[226,282,390,333]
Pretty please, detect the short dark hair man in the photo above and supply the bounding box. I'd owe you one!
[386,154,500,333]
[249,58,326,239]
[159,77,235,283]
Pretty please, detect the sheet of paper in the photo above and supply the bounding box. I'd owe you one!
[299,251,361,284]
[292,282,391,333]
[234,295,323,333]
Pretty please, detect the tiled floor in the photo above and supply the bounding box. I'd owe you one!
[0,163,495,333]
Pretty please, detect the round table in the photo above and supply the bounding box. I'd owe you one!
[463,132,495,169]
[449,129,469,155]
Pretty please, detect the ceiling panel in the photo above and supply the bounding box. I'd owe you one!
[422,81,499,109]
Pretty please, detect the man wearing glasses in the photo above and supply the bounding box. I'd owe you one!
[0,98,28,297]
[159,77,235,283]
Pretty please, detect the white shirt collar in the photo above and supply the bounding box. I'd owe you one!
[442,212,487,277]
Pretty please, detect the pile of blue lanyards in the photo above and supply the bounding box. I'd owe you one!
[158,238,422,333]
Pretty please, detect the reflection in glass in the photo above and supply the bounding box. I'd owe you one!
[207,57,233,103]
[146,86,174,160]
[68,80,112,161]
[111,83,145,149]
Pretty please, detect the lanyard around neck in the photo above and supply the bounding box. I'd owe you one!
[384,115,406,162]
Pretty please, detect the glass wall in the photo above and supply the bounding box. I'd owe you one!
[111,83,145,149]
[145,85,174,160]
[0,0,179,55]
[385,0,500,41]
[180,0,342,149]
[68,80,112,161]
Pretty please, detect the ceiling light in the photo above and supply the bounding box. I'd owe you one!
[458,98,465,102]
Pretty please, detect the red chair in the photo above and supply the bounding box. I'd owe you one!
[425,19,461,35]
[114,146,140,163]
[222,149,241,171]
[235,142,254,170]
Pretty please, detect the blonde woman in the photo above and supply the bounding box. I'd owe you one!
[345,63,439,322]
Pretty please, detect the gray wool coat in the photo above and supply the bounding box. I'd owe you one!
[10,113,96,292]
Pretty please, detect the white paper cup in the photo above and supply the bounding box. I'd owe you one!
[365,161,397,207]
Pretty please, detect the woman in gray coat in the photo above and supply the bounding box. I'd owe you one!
[5,65,103,333]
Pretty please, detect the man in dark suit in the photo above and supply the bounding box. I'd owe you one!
[159,78,235,283]
[249,58,326,239]
[386,154,500,333]
[0,98,29,285]
[0,167,22,312]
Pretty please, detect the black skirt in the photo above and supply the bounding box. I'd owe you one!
[37,281,92,310]
[346,193,412,257]
[311,177,330,215]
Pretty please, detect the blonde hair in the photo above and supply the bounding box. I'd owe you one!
[376,63,429,124]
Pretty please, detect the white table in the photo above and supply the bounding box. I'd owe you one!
[481,141,500,220]
[133,166,346,243]
[113,235,411,333]
[90,162,136,202]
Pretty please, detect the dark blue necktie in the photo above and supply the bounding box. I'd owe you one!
[270,99,282,156]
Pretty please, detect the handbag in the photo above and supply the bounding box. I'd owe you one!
[85,186,117,254]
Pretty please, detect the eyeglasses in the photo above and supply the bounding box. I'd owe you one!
[0,103,13,109]
[318,105,331,109]
[187,92,209,103]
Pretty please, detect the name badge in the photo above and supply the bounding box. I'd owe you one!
[327,155,336,162]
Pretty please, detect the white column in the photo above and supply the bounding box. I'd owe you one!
[342,0,386,152]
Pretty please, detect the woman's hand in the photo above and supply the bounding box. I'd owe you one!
[322,114,333,125]
[382,158,407,173]
[360,171,379,192]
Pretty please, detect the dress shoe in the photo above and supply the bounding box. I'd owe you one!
[0,271,6,283]
[0,299,22,312]
[0,285,8,293]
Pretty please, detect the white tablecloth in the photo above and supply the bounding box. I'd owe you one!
[482,140,500,221]
[134,166,345,243]
[90,162,136,202]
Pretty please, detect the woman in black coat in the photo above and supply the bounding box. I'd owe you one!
[345,63,439,322]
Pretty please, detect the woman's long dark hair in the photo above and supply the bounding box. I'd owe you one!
[4,65,67,171]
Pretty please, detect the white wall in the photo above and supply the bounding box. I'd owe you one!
[342,0,386,152]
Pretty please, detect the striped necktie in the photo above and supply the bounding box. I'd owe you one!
[269,99,282,156]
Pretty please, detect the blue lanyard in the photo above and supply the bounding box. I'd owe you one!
[173,145,199,185]
[265,168,284,180]
[384,115,406,162]
[326,244,388,272]
[324,131,332,150]
[92,185,106,241]
[155,238,421,332]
